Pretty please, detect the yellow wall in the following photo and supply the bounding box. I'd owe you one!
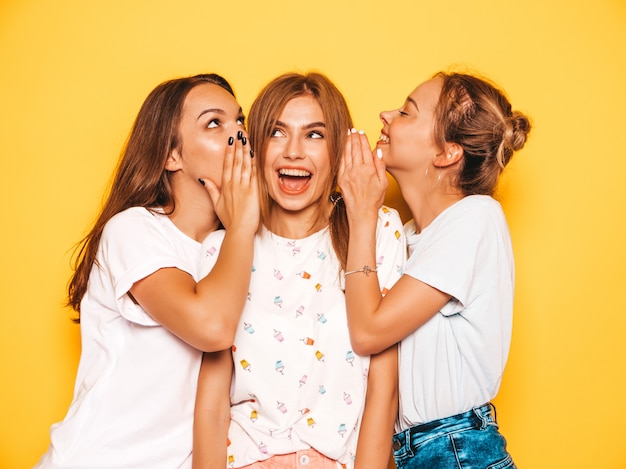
[1,0,625,467]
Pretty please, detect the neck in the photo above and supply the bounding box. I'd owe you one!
[267,202,332,239]
[392,167,464,234]
[166,179,220,242]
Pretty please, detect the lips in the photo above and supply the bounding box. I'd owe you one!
[278,168,312,194]
[378,133,390,144]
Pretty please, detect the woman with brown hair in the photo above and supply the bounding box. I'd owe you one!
[339,71,531,468]
[193,72,406,469]
[35,73,258,468]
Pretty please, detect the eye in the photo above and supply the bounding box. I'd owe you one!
[398,110,409,116]
[271,128,285,138]
[307,130,324,139]
[237,116,245,126]
[207,118,220,128]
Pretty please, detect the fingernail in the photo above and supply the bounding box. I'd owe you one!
[237,130,243,140]
[228,136,234,145]
[242,136,247,146]
[351,128,357,134]
[198,178,205,186]
[376,148,383,159]
[250,150,254,158]
[358,130,364,135]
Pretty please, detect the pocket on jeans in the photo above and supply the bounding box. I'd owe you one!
[487,454,515,469]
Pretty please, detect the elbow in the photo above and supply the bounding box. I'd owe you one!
[194,320,237,353]
[350,333,386,356]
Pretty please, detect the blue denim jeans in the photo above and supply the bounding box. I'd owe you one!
[392,403,516,469]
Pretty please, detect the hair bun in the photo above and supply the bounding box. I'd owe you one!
[507,111,531,152]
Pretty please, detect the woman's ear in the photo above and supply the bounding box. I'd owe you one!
[165,148,182,171]
[434,143,463,168]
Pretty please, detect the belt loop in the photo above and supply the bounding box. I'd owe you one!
[489,402,498,423]
[392,428,408,452]
[472,405,489,430]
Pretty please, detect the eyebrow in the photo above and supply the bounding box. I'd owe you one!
[197,107,243,121]
[275,120,326,130]
[406,97,419,111]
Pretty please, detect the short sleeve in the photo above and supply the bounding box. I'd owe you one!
[374,206,407,293]
[98,208,196,325]
[404,199,498,315]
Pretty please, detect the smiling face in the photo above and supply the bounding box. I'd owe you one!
[263,94,332,224]
[167,82,245,188]
[376,77,443,176]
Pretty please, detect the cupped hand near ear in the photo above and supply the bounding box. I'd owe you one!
[338,129,388,222]
[201,133,259,235]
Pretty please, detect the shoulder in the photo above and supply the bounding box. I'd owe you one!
[104,207,161,233]
[377,205,404,228]
[375,205,404,238]
[455,195,503,216]
[375,205,406,260]
[101,207,169,248]
[440,196,505,230]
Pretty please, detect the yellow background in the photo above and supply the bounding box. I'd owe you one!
[1,0,625,468]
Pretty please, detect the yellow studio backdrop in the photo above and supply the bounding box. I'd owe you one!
[1,0,625,467]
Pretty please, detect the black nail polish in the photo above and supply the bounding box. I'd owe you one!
[237,130,243,140]
[198,178,205,186]
[228,136,234,145]
[250,150,254,158]
[242,136,247,146]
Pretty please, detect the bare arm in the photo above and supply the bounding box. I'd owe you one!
[192,350,232,469]
[354,344,398,469]
[130,135,258,352]
[339,131,449,355]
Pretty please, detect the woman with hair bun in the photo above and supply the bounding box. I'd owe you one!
[339,71,531,469]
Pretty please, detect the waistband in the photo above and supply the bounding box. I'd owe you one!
[393,403,498,451]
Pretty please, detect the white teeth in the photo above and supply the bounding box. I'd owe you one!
[378,134,389,143]
[279,168,311,177]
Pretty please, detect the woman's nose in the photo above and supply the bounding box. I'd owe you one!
[284,136,303,159]
[380,110,392,125]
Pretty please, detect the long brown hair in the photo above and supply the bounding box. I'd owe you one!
[67,74,235,318]
[247,72,353,269]
[433,72,531,196]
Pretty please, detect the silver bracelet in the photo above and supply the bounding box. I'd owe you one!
[344,265,378,277]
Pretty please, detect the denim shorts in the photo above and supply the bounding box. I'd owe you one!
[392,403,516,469]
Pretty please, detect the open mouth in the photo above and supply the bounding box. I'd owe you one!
[278,168,312,193]
[378,133,390,144]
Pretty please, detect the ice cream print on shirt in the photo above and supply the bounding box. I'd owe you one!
[227,207,405,468]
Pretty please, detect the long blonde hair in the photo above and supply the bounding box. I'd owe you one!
[247,72,353,269]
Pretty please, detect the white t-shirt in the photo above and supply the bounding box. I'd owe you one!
[35,207,225,469]
[226,207,405,468]
[397,195,514,429]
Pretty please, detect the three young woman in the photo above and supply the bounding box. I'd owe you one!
[339,72,530,468]
[35,74,258,468]
[193,72,406,469]
[39,67,529,469]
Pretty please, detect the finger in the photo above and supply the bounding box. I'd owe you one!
[357,131,374,168]
[349,128,363,165]
[222,135,236,185]
[372,147,387,181]
[232,130,247,184]
[341,129,353,173]
[238,131,252,185]
[203,178,221,208]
